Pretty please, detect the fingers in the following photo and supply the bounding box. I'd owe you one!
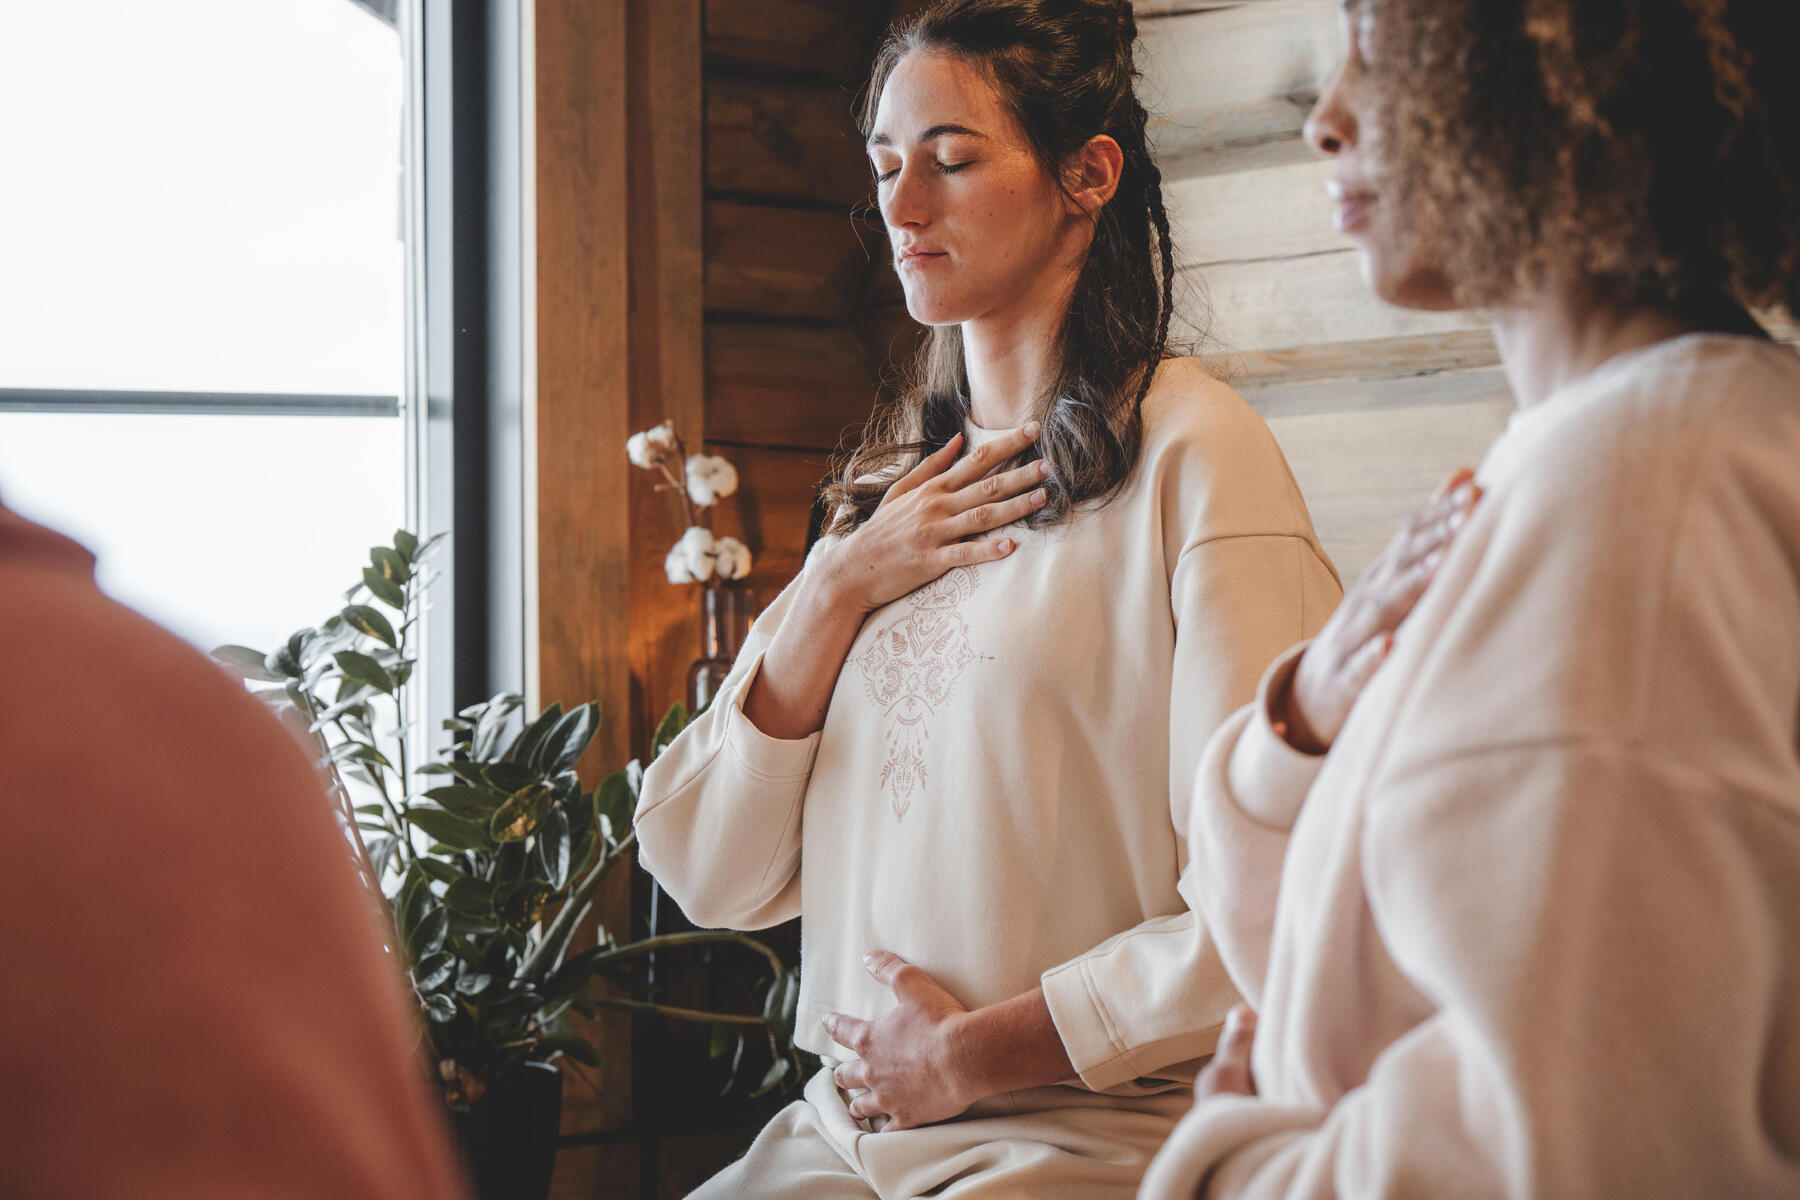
[888,434,964,501]
[863,949,909,989]
[935,536,1018,571]
[846,1091,884,1122]
[937,421,1041,492]
[945,458,1052,515]
[822,1012,871,1055]
[1338,631,1393,698]
[1430,465,1477,504]
[958,487,1049,536]
[1197,1004,1258,1100]
[833,1059,871,1092]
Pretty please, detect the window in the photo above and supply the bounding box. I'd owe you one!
[0,0,409,654]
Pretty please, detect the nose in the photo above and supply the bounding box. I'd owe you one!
[881,162,930,231]
[1304,62,1356,156]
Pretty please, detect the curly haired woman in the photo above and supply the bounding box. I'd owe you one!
[1143,2,1800,1196]
[634,0,1342,1194]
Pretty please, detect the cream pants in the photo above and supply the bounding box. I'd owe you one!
[688,1068,1189,1199]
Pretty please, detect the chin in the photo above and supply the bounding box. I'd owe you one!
[902,289,969,327]
[1357,244,1461,313]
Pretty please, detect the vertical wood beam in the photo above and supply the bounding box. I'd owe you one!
[535,0,705,1166]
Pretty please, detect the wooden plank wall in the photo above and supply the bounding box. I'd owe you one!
[1136,0,1796,581]
[1135,0,1510,583]
[702,0,905,595]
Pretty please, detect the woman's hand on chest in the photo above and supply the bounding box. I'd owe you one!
[820,424,1050,617]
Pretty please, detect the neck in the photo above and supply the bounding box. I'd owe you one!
[962,271,1077,431]
[1491,281,1700,410]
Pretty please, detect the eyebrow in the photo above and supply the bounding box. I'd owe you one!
[866,123,989,149]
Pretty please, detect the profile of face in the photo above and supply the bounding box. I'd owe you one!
[1304,2,1457,311]
[867,51,1102,327]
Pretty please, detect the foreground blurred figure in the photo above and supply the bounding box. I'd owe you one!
[1143,2,1800,1197]
[0,502,470,1198]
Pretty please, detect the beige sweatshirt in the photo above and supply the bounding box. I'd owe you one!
[637,357,1341,1094]
[1142,334,1800,1198]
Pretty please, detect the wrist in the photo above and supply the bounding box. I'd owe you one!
[941,1007,997,1107]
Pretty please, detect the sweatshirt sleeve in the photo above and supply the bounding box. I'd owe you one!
[633,563,825,932]
[1041,532,1341,1091]
[1185,644,1329,1009]
[1144,742,1800,1200]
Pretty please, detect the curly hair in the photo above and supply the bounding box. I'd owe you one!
[1367,0,1800,322]
[822,0,1185,534]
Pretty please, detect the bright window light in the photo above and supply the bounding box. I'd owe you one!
[0,0,407,654]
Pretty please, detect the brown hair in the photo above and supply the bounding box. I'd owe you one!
[1366,0,1800,324]
[823,0,1183,533]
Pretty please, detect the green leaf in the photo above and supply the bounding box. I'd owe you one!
[652,701,690,759]
[341,604,398,648]
[404,807,491,852]
[750,1058,792,1099]
[444,876,498,918]
[454,971,493,996]
[507,703,563,770]
[393,528,420,560]
[362,566,405,609]
[489,782,555,843]
[213,644,284,682]
[333,650,394,695]
[424,992,458,1023]
[370,544,412,585]
[709,1022,730,1059]
[536,807,572,888]
[495,881,556,931]
[594,771,636,839]
[482,760,536,796]
[533,1033,600,1067]
[406,905,449,961]
[416,858,466,887]
[570,829,598,879]
[543,703,600,776]
[330,740,393,770]
[423,785,501,819]
[412,951,455,992]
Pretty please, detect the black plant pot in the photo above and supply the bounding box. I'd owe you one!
[454,1060,563,1200]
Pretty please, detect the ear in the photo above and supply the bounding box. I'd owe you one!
[1062,134,1124,217]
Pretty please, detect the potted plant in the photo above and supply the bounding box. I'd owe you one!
[215,531,807,1200]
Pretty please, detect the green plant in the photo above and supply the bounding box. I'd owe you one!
[215,531,811,1108]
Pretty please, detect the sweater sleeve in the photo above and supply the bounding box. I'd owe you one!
[633,564,825,931]
[1186,644,1329,1009]
[1144,742,1800,1199]
[1041,532,1340,1091]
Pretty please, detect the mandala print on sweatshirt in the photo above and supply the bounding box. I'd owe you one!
[855,566,991,818]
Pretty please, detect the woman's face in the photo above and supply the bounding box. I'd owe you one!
[1304,2,1457,311]
[868,51,1085,327]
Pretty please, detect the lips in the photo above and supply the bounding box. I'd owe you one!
[1325,179,1377,235]
[896,246,949,270]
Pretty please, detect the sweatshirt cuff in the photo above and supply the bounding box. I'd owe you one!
[1040,956,1145,1093]
[723,653,822,781]
[1230,644,1328,830]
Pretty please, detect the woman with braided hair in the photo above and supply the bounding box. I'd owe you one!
[1143,1,1800,1196]
[636,0,1340,1194]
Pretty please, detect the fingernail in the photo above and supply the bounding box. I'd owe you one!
[998,537,1015,553]
[1447,508,1467,532]
[1031,488,1047,505]
[1023,420,1041,438]
[1423,549,1444,570]
[1038,460,1052,478]
[1451,483,1474,506]
[863,952,878,967]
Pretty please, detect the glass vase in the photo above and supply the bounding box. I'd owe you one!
[685,581,753,713]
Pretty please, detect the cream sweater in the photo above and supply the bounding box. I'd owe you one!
[637,358,1342,1094]
[1142,334,1800,1197]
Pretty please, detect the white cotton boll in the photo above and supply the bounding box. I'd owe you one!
[713,536,752,580]
[685,454,739,507]
[628,422,679,469]
[664,525,717,584]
